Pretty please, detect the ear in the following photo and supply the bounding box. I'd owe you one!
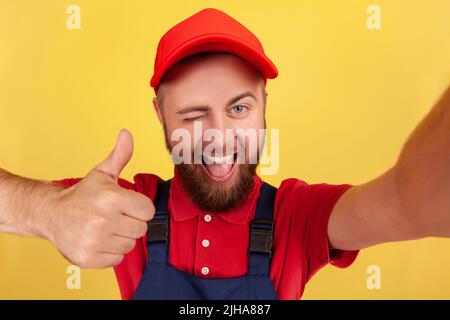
[152,97,164,126]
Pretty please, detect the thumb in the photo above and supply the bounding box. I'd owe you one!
[95,129,134,179]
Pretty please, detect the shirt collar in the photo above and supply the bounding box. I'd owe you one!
[169,167,262,225]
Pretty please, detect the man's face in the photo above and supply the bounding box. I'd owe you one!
[153,53,267,212]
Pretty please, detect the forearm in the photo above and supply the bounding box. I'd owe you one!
[393,84,450,237]
[0,168,63,240]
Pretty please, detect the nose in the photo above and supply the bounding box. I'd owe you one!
[202,111,235,155]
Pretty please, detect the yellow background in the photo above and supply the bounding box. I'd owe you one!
[0,0,449,299]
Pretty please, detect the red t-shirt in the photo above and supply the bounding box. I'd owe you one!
[54,169,359,300]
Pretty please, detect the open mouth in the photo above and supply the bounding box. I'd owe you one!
[201,153,237,183]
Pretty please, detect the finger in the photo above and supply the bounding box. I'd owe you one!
[85,253,124,269]
[95,129,134,179]
[102,235,137,255]
[114,214,148,239]
[119,189,155,221]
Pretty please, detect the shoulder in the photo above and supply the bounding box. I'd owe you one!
[129,173,164,200]
[273,177,353,223]
[53,173,164,199]
[276,178,352,204]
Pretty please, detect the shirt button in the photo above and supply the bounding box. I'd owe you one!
[204,214,212,222]
[201,239,210,248]
[201,267,209,275]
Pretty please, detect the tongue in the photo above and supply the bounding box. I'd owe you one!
[204,163,233,177]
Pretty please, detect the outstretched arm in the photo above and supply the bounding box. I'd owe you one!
[328,84,450,250]
[0,168,62,238]
[0,130,153,268]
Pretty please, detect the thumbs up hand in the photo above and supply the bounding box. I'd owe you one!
[49,129,155,268]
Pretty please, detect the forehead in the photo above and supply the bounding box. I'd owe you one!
[158,53,264,108]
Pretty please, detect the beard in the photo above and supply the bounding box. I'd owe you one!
[176,162,257,212]
[163,124,260,213]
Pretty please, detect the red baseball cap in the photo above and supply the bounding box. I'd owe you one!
[150,8,278,93]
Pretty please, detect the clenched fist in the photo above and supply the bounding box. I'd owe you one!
[49,129,155,268]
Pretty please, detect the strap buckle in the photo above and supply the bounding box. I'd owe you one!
[248,219,274,258]
[147,212,168,243]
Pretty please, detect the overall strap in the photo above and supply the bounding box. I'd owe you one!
[146,180,171,263]
[248,182,277,276]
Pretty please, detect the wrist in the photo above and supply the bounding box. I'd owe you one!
[34,182,67,244]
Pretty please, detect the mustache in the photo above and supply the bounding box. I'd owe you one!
[163,121,266,165]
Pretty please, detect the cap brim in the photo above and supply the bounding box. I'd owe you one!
[150,33,278,90]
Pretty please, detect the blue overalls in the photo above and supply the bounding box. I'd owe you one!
[133,180,278,300]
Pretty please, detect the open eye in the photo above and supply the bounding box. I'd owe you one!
[231,105,248,114]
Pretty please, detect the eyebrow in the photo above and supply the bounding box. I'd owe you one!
[227,91,257,106]
[176,91,257,115]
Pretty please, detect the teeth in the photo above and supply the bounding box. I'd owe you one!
[203,153,234,165]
